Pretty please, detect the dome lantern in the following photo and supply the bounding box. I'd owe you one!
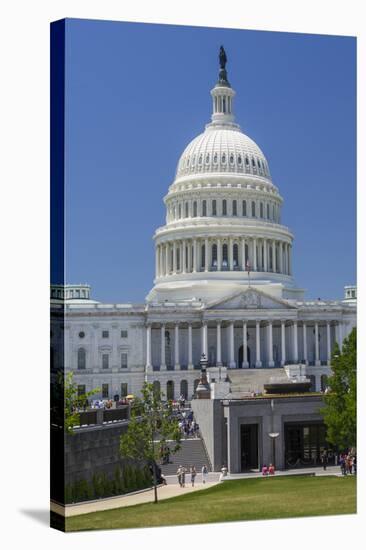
[209,46,238,128]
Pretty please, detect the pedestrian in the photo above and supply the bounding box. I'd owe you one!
[190,465,197,487]
[219,464,228,482]
[177,465,183,487]
[268,463,275,475]
[353,455,357,475]
[202,464,208,484]
[262,464,268,476]
[321,450,328,471]
[181,466,186,487]
[347,454,353,475]
[339,454,346,475]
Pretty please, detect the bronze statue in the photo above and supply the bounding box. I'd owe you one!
[219,46,227,69]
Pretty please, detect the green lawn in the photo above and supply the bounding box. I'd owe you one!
[66,475,356,532]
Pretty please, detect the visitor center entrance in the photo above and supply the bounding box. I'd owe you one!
[284,422,328,468]
[240,424,259,471]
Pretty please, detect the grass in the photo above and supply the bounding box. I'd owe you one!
[66,475,356,532]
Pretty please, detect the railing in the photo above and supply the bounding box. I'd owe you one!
[75,405,130,429]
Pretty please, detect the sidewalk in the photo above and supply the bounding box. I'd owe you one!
[51,479,219,518]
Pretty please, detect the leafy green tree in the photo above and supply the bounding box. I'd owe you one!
[321,328,356,450]
[120,382,181,503]
[64,372,100,433]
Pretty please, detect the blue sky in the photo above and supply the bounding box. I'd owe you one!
[64,19,356,303]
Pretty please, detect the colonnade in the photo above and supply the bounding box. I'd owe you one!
[155,237,292,278]
[145,320,344,371]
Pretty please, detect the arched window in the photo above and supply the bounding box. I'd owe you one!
[245,156,249,166]
[77,348,86,370]
[242,200,247,216]
[257,158,261,169]
[202,200,207,216]
[193,201,197,217]
[213,152,218,164]
[180,380,188,400]
[232,200,237,216]
[212,199,217,216]
[176,248,180,271]
[222,153,226,164]
[185,202,189,218]
[272,204,275,220]
[222,199,227,215]
[251,201,256,217]
[260,202,264,218]
[238,155,242,165]
[267,203,270,219]
[223,97,226,113]
[233,243,239,267]
[230,154,234,164]
[252,158,256,167]
[198,154,202,165]
[166,380,174,401]
[178,204,182,219]
[211,243,217,267]
[153,380,161,399]
[205,153,210,164]
[201,244,205,269]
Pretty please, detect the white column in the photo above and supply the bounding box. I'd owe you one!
[242,322,248,368]
[281,321,286,366]
[160,324,166,370]
[255,321,262,367]
[155,246,159,278]
[326,322,331,364]
[165,243,169,275]
[229,237,234,270]
[279,242,283,273]
[337,321,343,350]
[188,324,193,369]
[293,321,298,363]
[253,238,257,271]
[193,239,197,273]
[315,322,320,366]
[303,322,308,364]
[205,238,209,272]
[263,239,268,272]
[216,322,222,365]
[272,240,277,272]
[268,322,274,367]
[229,322,235,368]
[173,241,177,274]
[146,325,152,373]
[182,240,186,273]
[187,241,192,272]
[288,245,292,276]
[202,323,208,357]
[241,238,246,270]
[217,237,222,271]
[174,324,180,369]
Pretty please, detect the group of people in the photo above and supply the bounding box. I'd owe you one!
[177,412,200,438]
[262,464,275,476]
[176,464,208,487]
[339,452,357,475]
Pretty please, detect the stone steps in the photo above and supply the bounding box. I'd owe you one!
[228,368,288,393]
[160,438,211,476]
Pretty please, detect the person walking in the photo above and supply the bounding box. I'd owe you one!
[190,465,197,487]
[321,450,328,471]
[219,464,228,482]
[201,464,208,484]
[181,466,186,488]
[177,465,183,487]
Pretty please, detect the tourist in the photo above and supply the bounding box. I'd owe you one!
[347,454,353,475]
[202,464,208,484]
[321,450,328,470]
[190,465,197,487]
[268,464,275,475]
[181,466,186,487]
[339,453,346,475]
[177,465,183,487]
[219,464,228,481]
[262,464,268,476]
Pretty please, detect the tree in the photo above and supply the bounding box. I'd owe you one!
[321,328,356,451]
[64,372,100,433]
[120,382,181,503]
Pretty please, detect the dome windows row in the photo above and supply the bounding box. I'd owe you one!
[178,152,270,177]
[167,198,280,223]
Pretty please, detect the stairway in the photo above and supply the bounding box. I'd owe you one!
[228,368,288,394]
[160,438,211,475]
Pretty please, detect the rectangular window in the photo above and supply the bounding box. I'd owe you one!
[77,385,86,397]
[212,199,217,216]
[121,383,128,397]
[102,330,109,338]
[102,354,109,369]
[102,384,109,398]
[121,353,128,369]
[121,330,128,338]
[232,200,237,216]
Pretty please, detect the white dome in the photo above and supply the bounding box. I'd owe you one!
[175,126,271,181]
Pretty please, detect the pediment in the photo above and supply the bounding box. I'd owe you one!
[206,288,296,311]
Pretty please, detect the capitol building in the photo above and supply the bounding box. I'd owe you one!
[51,51,356,407]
